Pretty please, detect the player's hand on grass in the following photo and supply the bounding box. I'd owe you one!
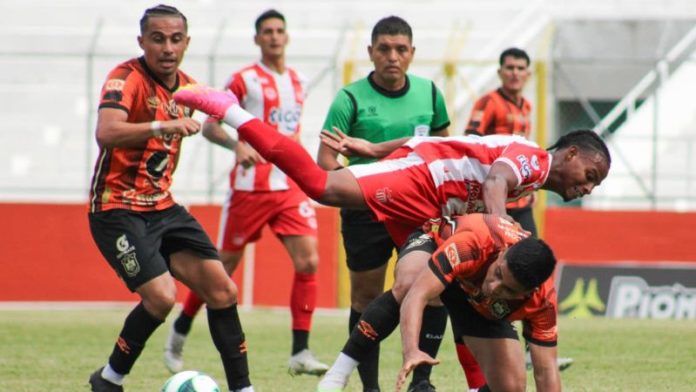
[162,118,201,137]
[395,350,440,391]
[320,127,378,158]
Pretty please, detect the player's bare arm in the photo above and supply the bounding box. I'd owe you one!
[96,108,200,148]
[396,268,444,392]
[320,127,411,159]
[482,161,518,221]
[529,343,562,392]
[201,119,238,151]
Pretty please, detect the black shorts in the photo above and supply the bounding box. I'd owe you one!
[440,283,518,341]
[88,204,219,292]
[397,229,437,258]
[340,208,397,271]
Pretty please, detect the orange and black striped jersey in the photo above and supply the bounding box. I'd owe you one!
[465,88,531,137]
[89,57,196,213]
[466,89,533,209]
[428,214,558,345]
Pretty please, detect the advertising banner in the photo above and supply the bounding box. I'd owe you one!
[557,263,696,319]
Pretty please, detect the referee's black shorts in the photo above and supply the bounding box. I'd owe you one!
[340,208,397,271]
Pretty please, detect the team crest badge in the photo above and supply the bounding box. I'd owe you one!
[147,96,160,110]
[490,300,511,319]
[120,253,140,277]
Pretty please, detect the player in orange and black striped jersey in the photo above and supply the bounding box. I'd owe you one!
[86,5,254,392]
[397,214,561,392]
[465,47,536,236]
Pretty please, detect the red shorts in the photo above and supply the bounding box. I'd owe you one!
[218,188,318,252]
[348,152,441,246]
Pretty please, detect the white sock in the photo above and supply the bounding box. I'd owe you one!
[223,105,254,129]
[317,352,359,388]
[101,364,124,385]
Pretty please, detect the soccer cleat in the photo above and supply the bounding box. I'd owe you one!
[289,349,330,376]
[163,325,187,373]
[407,379,436,392]
[173,84,239,120]
[557,356,574,371]
[88,367,123,392]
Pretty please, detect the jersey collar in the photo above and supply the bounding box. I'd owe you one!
[368,71,410,98]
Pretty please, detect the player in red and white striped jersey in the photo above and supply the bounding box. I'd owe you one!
[173,84,612,248]
[165,10,328,378]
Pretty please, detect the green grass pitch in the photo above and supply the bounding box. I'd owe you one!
[1,305,695,391]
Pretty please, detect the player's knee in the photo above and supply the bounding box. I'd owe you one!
[391,278,412,302]
[204,280,239,308]
[489,369,526,392]
[142,289,177,317]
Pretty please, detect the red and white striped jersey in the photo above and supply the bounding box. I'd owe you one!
[398,134,551,216]
[226,62,307,191]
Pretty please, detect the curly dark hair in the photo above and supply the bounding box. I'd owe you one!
[547,129,611,167]
[505,238,557,290]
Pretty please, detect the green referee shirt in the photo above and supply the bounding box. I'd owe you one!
[322,72,450,165]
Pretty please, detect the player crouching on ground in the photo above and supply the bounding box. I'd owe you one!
[397,214,561,392]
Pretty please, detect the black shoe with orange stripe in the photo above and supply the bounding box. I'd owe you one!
[88,367,123,392]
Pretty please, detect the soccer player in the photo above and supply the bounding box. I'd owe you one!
[172,85,611,246]
[86,5,253,392]
[164,9,329,377]
[396,214,561,392]
[316,15,450,392]
[462,47,572,388]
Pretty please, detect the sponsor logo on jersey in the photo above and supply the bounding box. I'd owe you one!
[147,96,160,110]
[516,154,531,179]
[445,242,460,266]
[531,154,540,170]
[103,91,123,102]
[165,99,180,118]
[105,79,125,91]
[269,106,301,134]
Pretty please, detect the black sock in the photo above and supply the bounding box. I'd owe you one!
[108,302,163,375]
[479,384,492,392]
[349,307,380,390]
[292,329,309,355]
[173,312,194,335]
[207,304,251,390]
[411,305,448,384]
[343,291,400,362]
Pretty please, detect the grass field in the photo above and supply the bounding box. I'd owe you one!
[1,305,695,391]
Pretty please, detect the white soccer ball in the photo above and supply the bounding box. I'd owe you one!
[161,370,221,392]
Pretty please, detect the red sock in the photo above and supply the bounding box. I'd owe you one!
[237,119,328,200]
[456,342,486,388]
[182,291,205,318]
[290,272,317,331]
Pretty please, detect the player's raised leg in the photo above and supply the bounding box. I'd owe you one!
[174,85,364,208]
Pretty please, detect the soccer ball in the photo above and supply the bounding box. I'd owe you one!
[161,370,221,392]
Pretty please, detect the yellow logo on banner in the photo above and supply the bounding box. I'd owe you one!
[559,278,606,318]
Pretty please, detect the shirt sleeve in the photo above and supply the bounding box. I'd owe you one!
[226,73,247,102]
[430,82,451,132]
[321,89,355,136]
[494,142,549,188]
[98,68,138,113]
[428,231,482,286]
[522,283,558,346]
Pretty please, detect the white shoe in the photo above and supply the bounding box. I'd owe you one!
[316,370,350,391]
[163,325,187,373]
[288,349,330,376]
[557,356,574,371]
[525,351,574,371]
